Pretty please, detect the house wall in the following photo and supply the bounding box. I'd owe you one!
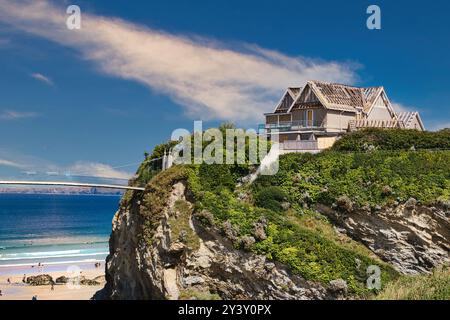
[317,136,338,150]
[266,115,277,124]
[266,114,291,125]
[325,110,355,132]
[279,114,292,122]
[291,108,326,125]
[407,116,424,131]
[367,96,394,121]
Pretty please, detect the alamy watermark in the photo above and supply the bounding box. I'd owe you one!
[367,5,381,30]
[66,5,81,30]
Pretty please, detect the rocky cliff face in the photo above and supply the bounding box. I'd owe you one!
[316,200,450,275]
[95,181,342,300]
[95,177,449,300]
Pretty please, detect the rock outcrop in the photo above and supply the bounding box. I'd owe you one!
[96,181,335,300]
[26,274,54,286]
[317,200,450,274]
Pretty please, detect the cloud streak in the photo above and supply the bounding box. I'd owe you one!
[0,0,357,122]
[0,158,27,169]
[68,162,132,180]
[0,148,133,180]
[391,102,416,113]
[0,110,38,120]
[30,72,54,86]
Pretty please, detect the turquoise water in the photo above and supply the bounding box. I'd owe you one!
[0,194,120,273]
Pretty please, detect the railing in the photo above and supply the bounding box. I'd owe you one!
[261,120,325,132]
[282,140,318,150]
[348,119,406,131]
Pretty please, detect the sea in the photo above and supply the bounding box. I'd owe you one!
[0,194,120,275]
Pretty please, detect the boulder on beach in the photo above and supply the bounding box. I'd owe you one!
[80,278,100,286]
[55,276,69,284]
[26,274,54,286]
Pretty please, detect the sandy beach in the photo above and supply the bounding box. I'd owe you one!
[0,263,105,300]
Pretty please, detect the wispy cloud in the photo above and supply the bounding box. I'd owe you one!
[0,158,27,169]
[0,110,38,120]
[391,102,417,113]
[0,0,357,122]
[30,72,54,86]
[68,162,132,180]
[0,152,133,180]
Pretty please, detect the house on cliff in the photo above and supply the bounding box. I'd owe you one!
[261,80,425,152]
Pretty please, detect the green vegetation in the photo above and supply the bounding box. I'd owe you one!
[254,186,287,212]
[169,200,200,250]
[255,150,450,208]
[179,289,221,300]
[134,127,450,298]
[140,165,190,243]
[332,128,450,151]
[376,266,450,300]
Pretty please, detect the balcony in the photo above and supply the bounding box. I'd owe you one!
[260,120,325,133]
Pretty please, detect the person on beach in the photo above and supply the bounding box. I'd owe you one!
[22,274,26,283]
[7,278,10,285]
[32,295,37,300]
[0,289,3,296]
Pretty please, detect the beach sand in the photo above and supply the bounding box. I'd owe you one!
[0,264,105,300]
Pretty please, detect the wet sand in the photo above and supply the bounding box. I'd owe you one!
[0,264,105,300]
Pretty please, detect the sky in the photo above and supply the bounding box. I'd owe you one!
[0,0,449,180]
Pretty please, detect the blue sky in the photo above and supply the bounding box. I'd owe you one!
[0,0,449,180]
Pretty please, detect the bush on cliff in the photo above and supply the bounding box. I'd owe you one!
[254,150,450,208]
[332,128,450,151]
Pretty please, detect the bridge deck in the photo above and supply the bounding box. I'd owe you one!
[0,181,145,191]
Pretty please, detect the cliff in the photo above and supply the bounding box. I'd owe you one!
[95,129,450,300]
[96,179,334,300]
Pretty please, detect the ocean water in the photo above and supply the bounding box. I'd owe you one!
[0,194,120,274]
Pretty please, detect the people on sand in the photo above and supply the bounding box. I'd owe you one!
[22,274,26,283]
[0,289,3,296]
[32,295,37,300]
[7,278,10,284]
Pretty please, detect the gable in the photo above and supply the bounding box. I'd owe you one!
[274,92,294,113]
[289,84,324,111]
[397,111,425,131]
[298,84,320,104]
[366,91,395,120]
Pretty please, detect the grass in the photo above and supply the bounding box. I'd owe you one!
[169,200,200,250]
[376,266,450,300]
[179,289,221,300]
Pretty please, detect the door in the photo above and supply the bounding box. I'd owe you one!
[306,110,314,127]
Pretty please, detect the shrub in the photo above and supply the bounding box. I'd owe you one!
[198,163,236,191]
[254,186,287,212]
[332,128,450,152]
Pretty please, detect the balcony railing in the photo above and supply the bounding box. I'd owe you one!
[261,120,325,132]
